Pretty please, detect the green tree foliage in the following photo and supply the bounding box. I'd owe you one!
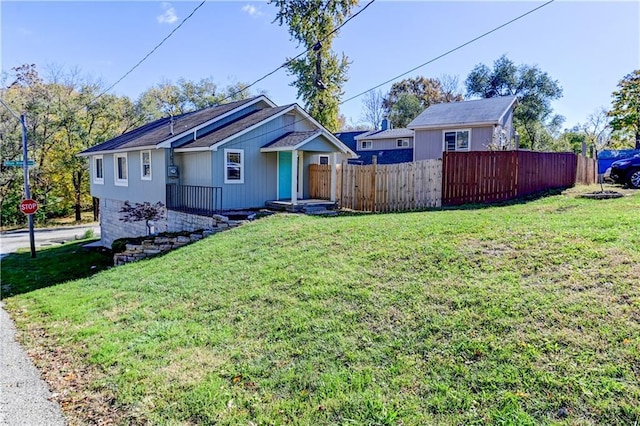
[465,55,563,151]
[389,93,423,129]
[608,70,640,149]
[137,78,251,121]
[0,65,140,225]
[270,0,358,132]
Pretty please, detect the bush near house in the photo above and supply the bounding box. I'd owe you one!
[3,188,640,425]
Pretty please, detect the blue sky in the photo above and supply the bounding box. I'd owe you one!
[2,1,639,130]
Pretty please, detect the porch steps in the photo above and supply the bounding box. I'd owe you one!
[265,200,338,215]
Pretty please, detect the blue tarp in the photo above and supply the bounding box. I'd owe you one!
[597,149,640,174]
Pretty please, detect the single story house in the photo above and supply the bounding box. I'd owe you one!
[78,95,356,247]
[335,118,414,165]
[408,96,518,160]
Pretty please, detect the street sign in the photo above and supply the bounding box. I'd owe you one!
[3,160,35,167]
[20,199,38,215]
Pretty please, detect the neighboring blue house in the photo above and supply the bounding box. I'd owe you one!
[409,96,518,160]
[79,95,356,247]
[334,119,414,165]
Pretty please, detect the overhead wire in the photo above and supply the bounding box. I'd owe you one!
[339,0,555,105]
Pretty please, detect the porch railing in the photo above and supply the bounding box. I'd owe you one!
[166,184,222,216]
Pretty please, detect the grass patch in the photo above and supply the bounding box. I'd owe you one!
[1,239,112,298]
[4,188,640,425]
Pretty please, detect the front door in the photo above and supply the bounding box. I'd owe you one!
[278,151,292,200]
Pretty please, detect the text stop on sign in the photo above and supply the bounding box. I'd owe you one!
[20,199,38,215]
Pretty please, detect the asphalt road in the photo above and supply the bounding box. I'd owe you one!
[0,224,100,257]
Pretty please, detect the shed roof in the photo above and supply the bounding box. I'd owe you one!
[408,96,518,129]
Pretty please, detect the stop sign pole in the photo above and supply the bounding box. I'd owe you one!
[1,97,36,258]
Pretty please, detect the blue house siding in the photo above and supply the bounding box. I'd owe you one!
[90,149,167,204]
[350,149,413,165]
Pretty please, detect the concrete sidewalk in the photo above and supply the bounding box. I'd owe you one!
[0,302,66,425]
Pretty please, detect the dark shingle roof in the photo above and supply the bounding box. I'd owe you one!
[262,130,321,149]
[408,96,517,129]
[334,131,369,151]
[80,97,262,154]
[354,128,414,140]
[178,105,293,149]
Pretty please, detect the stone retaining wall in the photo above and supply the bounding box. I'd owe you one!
[113,215,245,266]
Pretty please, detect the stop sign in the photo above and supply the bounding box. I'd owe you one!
[20,199,38,215]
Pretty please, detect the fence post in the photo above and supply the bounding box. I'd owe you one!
[371,155,377,212]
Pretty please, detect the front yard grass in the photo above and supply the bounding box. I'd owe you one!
[3,188,640,425]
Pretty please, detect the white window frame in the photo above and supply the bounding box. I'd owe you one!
[397,139,410,148]
[93,155,104,184]
[443,129,471,152]
[224,148,244,184]
[140,150,152,181]
[318,155,330,165]
[114,153,128,187]
[360,140,372,150]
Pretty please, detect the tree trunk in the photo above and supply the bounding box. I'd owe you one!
[93,197,99,221]
[74,171,82,221]
[635,130,640,150]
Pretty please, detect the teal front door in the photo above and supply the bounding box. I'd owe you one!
[278,151,292,200]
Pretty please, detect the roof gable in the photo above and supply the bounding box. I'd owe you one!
[408,96,518,129]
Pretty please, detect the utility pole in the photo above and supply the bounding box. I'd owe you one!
[1,98,36,257]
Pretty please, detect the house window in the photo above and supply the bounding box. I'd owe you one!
[114,153,128,186]
[397,139,410,148]
[444,130,470,151]
[224,149,244,184]
[319,155,330,165]
[141,150,152,180]
[361,140,372,150]
[93,155,104,184]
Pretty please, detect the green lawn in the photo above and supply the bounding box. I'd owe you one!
[3,189,640,425]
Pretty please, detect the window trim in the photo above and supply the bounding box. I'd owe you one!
[224,148,244,184]
[114,153,128,187]
[140,150,152,181]
[318,155,330,165]
[442,129,471,152]
[396,139,410,148]
[360,140,372,150]
[93,155,104,184]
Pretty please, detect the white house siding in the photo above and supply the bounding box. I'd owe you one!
[470,127,495,151]
[90,149,167,204]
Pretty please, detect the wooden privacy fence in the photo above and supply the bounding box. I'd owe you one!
[442,151,592,206]
[309,159,442,212]
[310,151,597,211]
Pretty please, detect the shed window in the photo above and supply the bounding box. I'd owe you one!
[114,153,128,186]
[93,155,104,184]
[360,140,372,150]
[444,130,470,151]
[319,155,329,165]
[224,149,244,184]
[397,139,410,148]
[141,150,152,180]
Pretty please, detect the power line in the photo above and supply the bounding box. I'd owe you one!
[339,0,555,105]
[91,0,207,104]
[216,0,376,104]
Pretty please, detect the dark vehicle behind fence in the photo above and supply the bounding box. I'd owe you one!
[608,153,640,189]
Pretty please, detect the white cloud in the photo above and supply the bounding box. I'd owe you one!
[241,4,262,17]
[157,2,178,25]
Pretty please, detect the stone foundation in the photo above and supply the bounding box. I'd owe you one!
[100,197,244,250]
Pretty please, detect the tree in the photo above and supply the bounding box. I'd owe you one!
[581,107,611,151]
[270,0,359,132]
[137,77,251,121]
[383,75,462,114]
[120,201,166,235]
[465,55,563,150]
[388,93,422,128]
[360,89,385,130]
[608,70,640,149]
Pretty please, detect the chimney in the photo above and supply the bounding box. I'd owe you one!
[169,115,174,135]
[381,117,391,131]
